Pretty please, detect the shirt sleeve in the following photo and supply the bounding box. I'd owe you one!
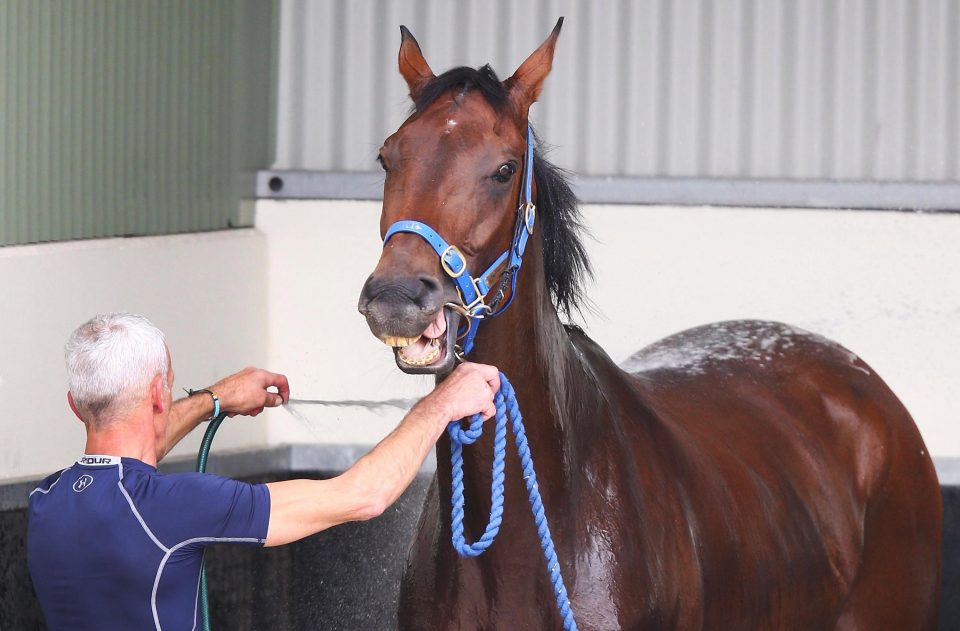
[153,473,271,545]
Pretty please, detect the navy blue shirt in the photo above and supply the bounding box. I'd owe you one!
[28,455,271,630]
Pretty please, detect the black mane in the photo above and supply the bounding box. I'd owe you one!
[532,138,591,317]
[415,65,508,113]
[415,67,591,317]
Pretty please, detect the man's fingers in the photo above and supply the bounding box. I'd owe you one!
[267,372,291,404]
[481,402,496,420]
[258,370,290,404]
[462,363,499,419]
[208,367,290,419]
[421,362,501,421]
[470,362,500,393]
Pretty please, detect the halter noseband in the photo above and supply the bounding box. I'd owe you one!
[382,126,536,356]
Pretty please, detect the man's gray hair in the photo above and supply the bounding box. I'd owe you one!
[65,313,169,424]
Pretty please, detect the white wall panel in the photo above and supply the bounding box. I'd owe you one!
[254,200,960,459]
[0,230,269,481]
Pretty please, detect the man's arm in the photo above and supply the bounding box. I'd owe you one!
[158,367,290,461]
[263,363,499,547]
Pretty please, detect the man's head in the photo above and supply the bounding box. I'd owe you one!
[65,313,173,429]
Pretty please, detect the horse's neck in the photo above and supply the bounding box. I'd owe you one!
[456,238,603,498]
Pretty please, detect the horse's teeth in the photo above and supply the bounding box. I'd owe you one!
[398,342,443,366]
[383,335,419,348]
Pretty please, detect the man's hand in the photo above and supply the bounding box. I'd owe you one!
[212,367,290,417]
[424,362,500,422]
[160,367,289,462]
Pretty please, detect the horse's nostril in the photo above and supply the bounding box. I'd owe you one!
[415,275,443,310]
[358,275,376,315]
[418,274,442,295]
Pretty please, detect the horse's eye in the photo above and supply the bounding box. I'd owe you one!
[494,162,517,183]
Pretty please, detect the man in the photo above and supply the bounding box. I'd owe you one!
[27,312,499,630]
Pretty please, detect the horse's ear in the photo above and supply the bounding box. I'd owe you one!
[398,25,435,101]
[505,17,563,113]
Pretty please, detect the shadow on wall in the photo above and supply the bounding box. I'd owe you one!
[1,476,957,630]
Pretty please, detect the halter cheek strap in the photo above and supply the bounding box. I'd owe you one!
[382,126,536,356]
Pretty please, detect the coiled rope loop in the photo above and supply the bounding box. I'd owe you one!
[447,372,579,631]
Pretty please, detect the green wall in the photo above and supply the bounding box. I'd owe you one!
[0,0,277,246]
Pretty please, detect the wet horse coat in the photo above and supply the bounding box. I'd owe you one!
[358,20,942,631]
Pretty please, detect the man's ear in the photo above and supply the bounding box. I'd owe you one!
[150,375,167,414]
[399,25,435,102]
[67,392,84,423]
[505,18,564,116]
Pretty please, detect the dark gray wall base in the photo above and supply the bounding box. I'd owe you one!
[2,449,957,630]
[203,471,431,631]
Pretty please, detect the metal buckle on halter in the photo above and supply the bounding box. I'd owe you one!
[444,302,476,343]
[463,278,492,318]
[523,202,536,234]
[440,245,467,278]
[447,276,492,321]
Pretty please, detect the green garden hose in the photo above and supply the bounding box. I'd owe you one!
[195,411,228,631]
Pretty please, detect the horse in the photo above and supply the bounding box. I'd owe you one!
[357,19,942,630]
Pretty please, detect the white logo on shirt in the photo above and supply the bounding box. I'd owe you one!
[77,455,118,466]
[73,475,93,493]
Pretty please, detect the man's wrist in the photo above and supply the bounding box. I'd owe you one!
[408,396,451,435]
[185,388,220,421]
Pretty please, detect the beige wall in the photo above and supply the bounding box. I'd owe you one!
[256,201,434,447]
[257,200,960,458]
[0,229,270,481]
[2,201,957,482]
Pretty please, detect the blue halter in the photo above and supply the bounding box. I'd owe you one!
[382,126,536,356]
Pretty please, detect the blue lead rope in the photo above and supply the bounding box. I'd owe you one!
[448,373,579,631]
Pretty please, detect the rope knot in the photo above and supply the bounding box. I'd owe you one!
[446,415,485,445]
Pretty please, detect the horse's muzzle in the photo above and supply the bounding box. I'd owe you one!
[358,273,460,375]
[357,273,445,337]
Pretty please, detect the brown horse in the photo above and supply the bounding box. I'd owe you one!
[358,19,942,630]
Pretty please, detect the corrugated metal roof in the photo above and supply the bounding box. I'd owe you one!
[274,0,960,185]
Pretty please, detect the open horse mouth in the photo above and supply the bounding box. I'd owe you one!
[380,308,460,375]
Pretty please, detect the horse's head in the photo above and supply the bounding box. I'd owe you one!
[358,19,564,375]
